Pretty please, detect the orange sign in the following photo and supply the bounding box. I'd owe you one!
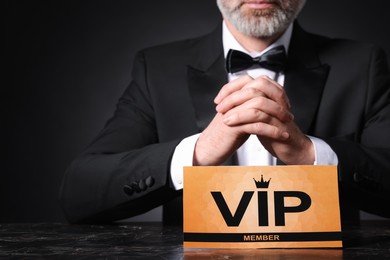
[183,166,342,249]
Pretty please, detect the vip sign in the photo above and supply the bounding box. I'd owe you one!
[183,166,342,249]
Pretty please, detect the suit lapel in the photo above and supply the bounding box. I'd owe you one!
[284,23,330,134]
[187,25,228,131]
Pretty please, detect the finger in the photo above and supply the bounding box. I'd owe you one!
[243,76,291,109]
[222,96,294,123]
[223,108,271,126]
[216,87,266,113]
[238,121,290,141]
[214,75,253,104]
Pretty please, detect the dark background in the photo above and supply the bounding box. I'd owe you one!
[4,0,390,223]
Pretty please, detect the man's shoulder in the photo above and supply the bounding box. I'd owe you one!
[300,29,389,75]
[290,23,387,71]
[306,30,379,57]
[293,22,378,55]
[138,25,222,59]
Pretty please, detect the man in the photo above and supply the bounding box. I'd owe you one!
[60,0,390,225]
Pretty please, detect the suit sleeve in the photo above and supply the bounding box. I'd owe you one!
[59,51,181,223]
[325,46,390,218]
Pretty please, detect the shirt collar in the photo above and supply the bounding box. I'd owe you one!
[222,21,293,59]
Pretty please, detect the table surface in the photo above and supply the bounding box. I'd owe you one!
[0,221,389,259]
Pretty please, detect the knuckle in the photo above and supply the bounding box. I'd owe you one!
[252,109,262,118]
[257,76,267,84]
[275,90,284,100]
[272,128,281,138]
[256,97,267,108]
[247,79,264,89]
[253,122,264,133]
[220,88,229,96]
[230,113,238,122]
[244,87,257,95]
[278,106,287,118]
[253,109,267,121]
[242,75,253,83]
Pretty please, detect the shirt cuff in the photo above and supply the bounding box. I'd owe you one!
[308,135,339,165]
[170,133,200,190]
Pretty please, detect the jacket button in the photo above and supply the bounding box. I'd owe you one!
[123,184,134,196]
[138,179,147,191]
[131,181,141,193]
[145,176,155,187]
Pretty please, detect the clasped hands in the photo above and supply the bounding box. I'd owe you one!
[193,75,314,166]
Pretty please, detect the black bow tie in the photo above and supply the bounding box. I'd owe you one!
[225,45,287,74]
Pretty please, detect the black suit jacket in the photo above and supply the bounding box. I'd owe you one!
[59,22,390,224]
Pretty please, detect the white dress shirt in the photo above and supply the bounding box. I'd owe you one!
[170,22,338,190]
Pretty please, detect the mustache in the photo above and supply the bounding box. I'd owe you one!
[238,0,299,15]
[238,0,282,11]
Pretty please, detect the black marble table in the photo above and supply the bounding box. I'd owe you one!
[0,221,389,259]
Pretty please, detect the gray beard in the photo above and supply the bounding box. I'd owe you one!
[228,9,290,38]
[217,1,304,38]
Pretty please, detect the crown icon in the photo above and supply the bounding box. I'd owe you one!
[253,175,271,189]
